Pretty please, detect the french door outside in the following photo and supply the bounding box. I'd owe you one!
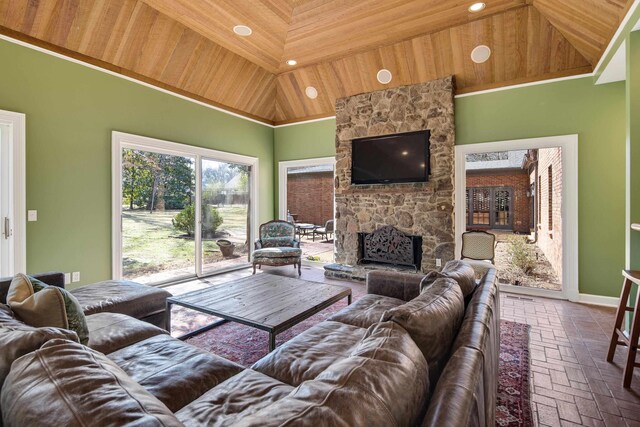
[466,187,513,229]
[117,135,254,286]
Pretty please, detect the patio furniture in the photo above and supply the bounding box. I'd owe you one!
[252,220,302,275]
[295,223,317,239]
[313,219,334,242]
[166,274,352,350]
[460,230,496,264]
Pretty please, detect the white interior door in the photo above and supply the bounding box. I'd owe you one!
[0,110,26,278]
[0,124,12,276]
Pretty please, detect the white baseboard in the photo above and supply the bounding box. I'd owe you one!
[578,293,619,307]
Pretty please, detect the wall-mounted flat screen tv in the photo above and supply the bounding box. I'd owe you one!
[351,130,430,185]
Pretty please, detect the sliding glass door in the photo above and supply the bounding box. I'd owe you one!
[121,149,196,284]
[200,158,250,275]
[114,133,256,286]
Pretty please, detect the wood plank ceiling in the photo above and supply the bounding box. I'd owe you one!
[0,0,633,125]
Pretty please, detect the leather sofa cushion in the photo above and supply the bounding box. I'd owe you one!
[0,307,78,392]
[86,312,168,354]
[70,280,171,319]
[441,260,477,297]
[0,339,182,427]
[253,247,302,258]
[252,320,366,386]
[176,369,293,426]
[108,333,244,412]
[382,277,464,385]
[327,293,404,328]
[239,322,429,427]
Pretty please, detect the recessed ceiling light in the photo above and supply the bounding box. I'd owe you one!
[286,59,297,66]
[471,45,491,63]
[376,69,393,84]
[468,2,486,12]
[305,86,318,99]
[402,151,409,156]
[233,25,252,36]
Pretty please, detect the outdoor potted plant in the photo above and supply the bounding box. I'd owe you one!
[217,239,235,257]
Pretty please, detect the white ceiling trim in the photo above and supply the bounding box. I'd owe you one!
[594,0,640,75]
[0,34,275,128]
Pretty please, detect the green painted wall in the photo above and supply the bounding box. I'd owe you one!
[0,40,274,289]
[273,77,627,297]
[273,119,337,218]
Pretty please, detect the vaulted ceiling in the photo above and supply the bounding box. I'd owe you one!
[0,0,633,125]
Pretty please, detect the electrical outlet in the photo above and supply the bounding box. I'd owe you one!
[71,272,80,283]
[64,273,71,285]
[435,258,442,267]
[27,210,37,221]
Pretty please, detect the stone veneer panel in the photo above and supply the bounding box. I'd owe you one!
[333,76,455,273]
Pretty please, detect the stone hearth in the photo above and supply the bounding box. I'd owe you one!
[326,76,455,281]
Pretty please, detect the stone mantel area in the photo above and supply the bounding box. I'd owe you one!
[326,76,455,280]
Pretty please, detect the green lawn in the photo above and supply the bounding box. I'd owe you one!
[122,206,248,279]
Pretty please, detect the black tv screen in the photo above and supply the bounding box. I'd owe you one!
[351,130,430,185]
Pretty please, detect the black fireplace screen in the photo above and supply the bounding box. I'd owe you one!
[358,226,422,270]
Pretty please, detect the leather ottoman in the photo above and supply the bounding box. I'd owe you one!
[70,280,171,330]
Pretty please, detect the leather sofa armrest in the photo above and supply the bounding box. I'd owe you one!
[366,271,424,301]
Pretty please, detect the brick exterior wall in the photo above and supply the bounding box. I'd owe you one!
[466,170,531,234]
[536,147,563,279]
[287,171,334,226]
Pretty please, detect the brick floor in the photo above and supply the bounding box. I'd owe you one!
[502,293,640,426]
[168,265,640,426]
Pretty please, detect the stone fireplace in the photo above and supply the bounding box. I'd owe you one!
[325,76,455,280]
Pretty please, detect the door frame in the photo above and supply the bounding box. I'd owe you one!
[278,157,336,221]
[455,135,579,302]
[111,131,259,281]
[0,110,26,276]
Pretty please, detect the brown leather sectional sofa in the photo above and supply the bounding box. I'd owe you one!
[0,262,498,426]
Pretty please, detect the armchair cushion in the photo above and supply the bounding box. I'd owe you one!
[258,220,296,248]
[253,247,302,259]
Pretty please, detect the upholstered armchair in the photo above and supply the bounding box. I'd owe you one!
[252,220,302,275]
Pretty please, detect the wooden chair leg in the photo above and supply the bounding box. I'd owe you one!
[608,277,633,362]
[297,262,301,276]
[624,288,640,387]
[252,264,257,274]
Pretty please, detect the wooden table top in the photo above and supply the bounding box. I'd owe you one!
[167,274,352,334]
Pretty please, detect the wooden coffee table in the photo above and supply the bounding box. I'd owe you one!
[166,274,352,351]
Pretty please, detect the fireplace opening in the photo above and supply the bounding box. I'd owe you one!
[357,226,422,271]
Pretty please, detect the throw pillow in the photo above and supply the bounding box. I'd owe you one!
[7,274,89,345]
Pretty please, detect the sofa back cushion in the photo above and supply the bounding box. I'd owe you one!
[382,277,464,385]
[235,322,429,427]
[0,304,78,393]
[1,339,182,427]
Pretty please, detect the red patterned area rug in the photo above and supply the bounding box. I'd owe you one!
[496,320,533,427]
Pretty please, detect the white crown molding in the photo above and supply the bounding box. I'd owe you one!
[594,0,640,75]
[274,116,337,128]
[0,34,275,128]
[455,73,593,99]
